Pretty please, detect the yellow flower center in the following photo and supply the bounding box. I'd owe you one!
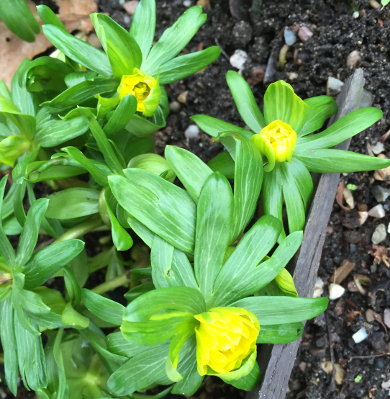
[194,307,260,376]
[117,68,157,114]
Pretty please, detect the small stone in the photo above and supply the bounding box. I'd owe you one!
[284,28,297,45]
[358,211,368,225]
[365,309,376,322]
[264,54,277,83]
[177,91,188,104]
[370,264,377,273]
[327,77,344,97]
[353,11,359,18]
[384,309,390,328]
[313,277,324,298]
[348,280,358,292]
[343,187,355,209]
[374,357,386,370]
[299,362,307,371]
[288,72,298,81]
[371,141,385,155]
[368,204,386,219]
[370,332,387,354]
[360,89,373,108]
[358,203,368,212]
[382,379,390,389]
[123,0,139,15]
[184,125,200,139]
[369,0,381,9]
[371,185,389,202]
[347,50,362,68]
[230,49,248,72]
[352,327,368,343]
[183,0,192,6]
[246,68,265,86]
[232,21,253,47]
[169,101,180,112]
[388,222,390,234]
[87,33,101,48]
[329,283,345,300]
[298,26,313,41]
[372,224,387,244]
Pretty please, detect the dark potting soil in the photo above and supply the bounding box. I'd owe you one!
[2,0,390,398]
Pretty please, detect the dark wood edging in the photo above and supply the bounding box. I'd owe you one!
[247,69,365,399]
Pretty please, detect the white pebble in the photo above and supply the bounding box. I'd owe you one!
[372,223,387,244]
[353,11,359,18]
[328,283,345,300]
[184,125,200,139]
[183,0,192,6]
[358,211,368,225]
[387,222,390,234]
[230,49,248,72]
[352,327,368,344]
[313,277,324,298]
[284,28,297,45]
[368,204,386,218]
[326,77,344,96]
[371,141,385,155]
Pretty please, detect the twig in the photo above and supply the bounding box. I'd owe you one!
[215,39,230,61]
[325,310,336,391]
[350,353,390,359]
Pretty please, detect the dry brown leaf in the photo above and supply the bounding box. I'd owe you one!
[123,1,140,15]
[320,362,346,384]
[368,245,390,267]
[197,0,212,10]
[330,259,356,284]
[336,181,351,212]
[0,0,97,88]
[374,154,390,181]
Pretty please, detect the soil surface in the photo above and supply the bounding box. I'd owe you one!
[2,0,390,398]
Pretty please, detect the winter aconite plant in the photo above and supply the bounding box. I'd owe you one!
[0,0,382,397]
[192,71,389,237]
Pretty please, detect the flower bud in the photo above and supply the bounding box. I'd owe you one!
[117,68,161,117]
[194,307,260,379]
[128,154,176,183]
[250,120,297,172]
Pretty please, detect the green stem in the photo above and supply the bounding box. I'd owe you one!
[92,271,131,295]
[54,215,105,244]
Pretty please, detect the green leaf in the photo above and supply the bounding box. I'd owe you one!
[123,136,153,163]
[211,215,284,307]
[295,149,390,173]
[125,112,166,137]
[191,114,253,138]
[195,173,233,305]
[226,70,265,133]
[124,286,206,322]
[0,176,15,262]
[142,6,207,75]
[299,95,337,137]
[0,95,36,140]
[0,299,18,395]
[23,240,85,289]
[207,151,235,179]
[125,281,155,302]
[63,146,110,187]
[11,59,38,117]
[104,94,138,136]
[231,296,329,325]
[256,322,304,344]
[296,107,383,150]
[129,0,156,61]
[41,77,118,109]
[121,310,194,347]
[42,24,112,76]
[79,107,124,175]
[36,5,66,31]
[14,314,47,391]
[81,289,125,325]
[16,198,49,266]
[0,0,40,42]
[106,331,159,358]
[159,47,221,84]
[274,268,298,297]
[264,80,310,134]
[104,187,133,251]
[61,302,89,329]
[150,235,198,289]
[109,169,196,253]
[107,344,169,396]
[165,145,213,203]
[230,133,263,242]
[46,188,100,219]
[34,114,89,148]
[223,361,261,391]
[94,14,142,77]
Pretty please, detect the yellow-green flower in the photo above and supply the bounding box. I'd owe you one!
[117,68,161,117]
[250,120,297,172]
[194,307,260,378]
